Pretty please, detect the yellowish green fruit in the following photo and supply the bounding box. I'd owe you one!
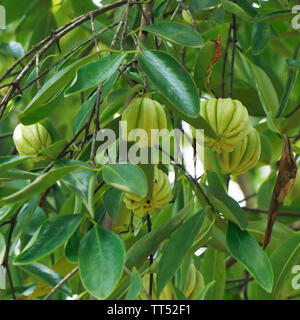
[194,98,251,153]
[139,264,204,300]
[205,126,261,175]
[121,97,167,148]
[13,123,52,158]
[123,167,172,218]
[111,202,131,234]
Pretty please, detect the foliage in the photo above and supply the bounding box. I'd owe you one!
[0,0,299,301]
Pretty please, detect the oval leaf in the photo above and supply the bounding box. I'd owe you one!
[14,214,84,265]
[226,221,273,293]
[79,225,125,299]
[143,22,203,47]
[65,53,126,96]
[251,22,270,56]
[157,209,206,296]
[102,163,148,197]
[138,50,200,117]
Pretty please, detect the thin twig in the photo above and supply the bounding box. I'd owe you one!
[43,266,79,300]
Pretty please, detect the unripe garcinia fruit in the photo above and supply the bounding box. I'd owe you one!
[196,98,251,153]
[121,97,167,148]
[139,264,204,300]
[13,123,52,157]
[205,126,261,175]
[123,167,172,218]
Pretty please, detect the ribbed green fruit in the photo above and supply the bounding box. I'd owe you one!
[196,98,251,153]
[121,97,167,148]
[13,123,52,157]
[205,126,261,175]
[139,264,204,300]
[123,167,172,218]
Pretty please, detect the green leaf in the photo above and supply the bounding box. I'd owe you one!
[125,267,141,300]
[226,221,273,293]
[204,185,248,230]
[138,50,200,118]
[65,53,126,96]
[196,280,216,300]
[0,203,23,223]
[200,247,225,300]
[126,199,194,269]
[102,163,148,197]
[19,262,71,296]
[65,227,81,263]
[0,170,39,181]
[276,42,300,118]
[19,54,97,125]
[222,0,252,22]
[249,62,279,117]
[0,156,33,175]
[14,214,84,265]
[251,22,270,56]
[255,10,296,23]
[103,188,124,221]
[72,71,119,135]
[194,40,216,90]
[143,22,203,47]
[156,209,207,296]
[0,232,5,265]
[79,225,125,299]
[0,160,93,205]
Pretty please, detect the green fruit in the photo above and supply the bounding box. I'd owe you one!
[139,273,173,300]
[194,98,251,153]
[205,126,261,175]
[13,123,52,157]
[123,167,172,218]
[120,97,167,148]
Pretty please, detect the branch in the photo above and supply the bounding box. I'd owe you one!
[43,266,79,300]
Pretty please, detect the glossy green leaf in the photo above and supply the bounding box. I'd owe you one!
[0,170,39,181]
[255,10,295,23]
[65,227,81,263]
[126,199,194,269]
[125,267,141,300]
[65,53,126,96]
[196,280,216,300]
[0,203,23,223]
[14,214,84,265]
[72,71,119,135]
[79,225,125,299]
[0,233,5,265]
[143,22,203,47]
[222,0,252,22]
[250,62,279,117]
[226,221,273,293]
[0,156,33,175]
[194,41,216,90]
[138,50,200,117]
[102,163,148,197]
[204,185,248,230]
[19,54,97,125]
[19,262,71,296]
[251,22,270,56]
[0,160,93,205]
[157,209,207,296]
[200,247,225,300]
[103,187,124,221]
[13,195,40,240]
[276,42,300,118]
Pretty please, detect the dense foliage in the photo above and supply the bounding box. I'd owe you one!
[0,0,300,300]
